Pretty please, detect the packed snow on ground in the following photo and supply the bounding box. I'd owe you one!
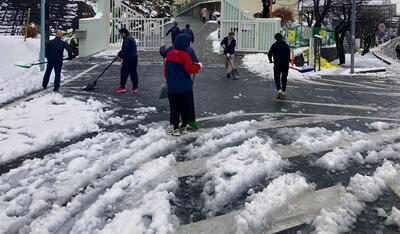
[202,137,288,215]
[235,174,314,233]
[0,127,178,233]
[366,121,391,131]
[312,161,400,233]
[0,93,109,164]
[208,30,222,54]
[385,207,400,229]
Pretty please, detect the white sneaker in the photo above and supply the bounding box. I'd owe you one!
[276,90,283,98]
[180,127,188,135]
[172,129,181,137]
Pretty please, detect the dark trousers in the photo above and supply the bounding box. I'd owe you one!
[168,91,195,129]
[42,62,62,90]
[397,51,400,60]
[120,57,139,89]
[274,64,289,92]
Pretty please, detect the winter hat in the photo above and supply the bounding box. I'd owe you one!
[174,33,191,50]
[275,33,283,41]
[119,28,130,34]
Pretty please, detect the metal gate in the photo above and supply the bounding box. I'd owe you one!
[109,18,165,51]
[109,1,165,51]
[220,0,281,52]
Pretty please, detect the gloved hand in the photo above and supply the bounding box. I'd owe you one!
[226,53,230,58]
[197,62,203,68]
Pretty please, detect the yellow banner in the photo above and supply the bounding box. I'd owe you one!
[288,30,296,42]
[320,29,327,38]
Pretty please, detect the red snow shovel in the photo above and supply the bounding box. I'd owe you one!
[81,57,118,91]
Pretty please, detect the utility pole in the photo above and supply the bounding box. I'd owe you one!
[350,0,356,74]
[39,0,46,71]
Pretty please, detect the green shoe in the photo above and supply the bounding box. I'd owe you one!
[188,121,198,130]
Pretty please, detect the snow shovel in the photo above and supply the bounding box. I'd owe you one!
[15,58,69,69]
[81,57,118,91]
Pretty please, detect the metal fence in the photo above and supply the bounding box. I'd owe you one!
[109,17,165,51]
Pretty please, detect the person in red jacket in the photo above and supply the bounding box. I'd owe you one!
[160,33,202,136]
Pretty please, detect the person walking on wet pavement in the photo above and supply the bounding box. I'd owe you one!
[116,28,139,93]
[396,44,400,60]
[42,31,74,92]
[166,22,180,44]
[159,33,202,137]
[181,24,194,43]
[268,33,291,99]
[221,32,237,79]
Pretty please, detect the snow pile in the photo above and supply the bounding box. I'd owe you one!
[0,128,177,233]
[186,121,257,159]
[0,93,108,164]
[0,36,43,104]
[279,127,362,153]
[365,143,400,164]
[202,137,289,215]
[234,174,313,233]
[313,161,400,233]
[385,207,400,229]
[316,139,376,171]
[366,121,391,131]
[208,30,222,54]
[70,156,178,234]
[242,53,275,80]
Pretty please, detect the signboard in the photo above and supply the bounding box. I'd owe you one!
[303,27,312,40]
[288,29,296,42]
[320,29,327,38]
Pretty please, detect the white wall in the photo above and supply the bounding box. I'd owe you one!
[78,0,110,57]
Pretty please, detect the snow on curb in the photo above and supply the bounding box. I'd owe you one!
[234,174,314,233]
[0,93,109,164]
[312,161,400,233]
[385,207,400,230]
[202,137,289,215]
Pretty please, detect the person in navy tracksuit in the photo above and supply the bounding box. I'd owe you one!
[160,33,202,136]
[116,28,139,93]
[42,31,74,92]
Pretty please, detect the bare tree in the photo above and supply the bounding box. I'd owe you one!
[313,0,333,28]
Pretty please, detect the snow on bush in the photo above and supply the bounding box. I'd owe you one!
[0,128,177,233]
[69,156,178,234]
[0,93,109,164]
[234,174,314,233]
[202,137,289,215]
[312,161,400,233]
[385,207,400,230]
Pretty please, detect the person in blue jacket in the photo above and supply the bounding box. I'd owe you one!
[116,28,139,93]
[159,33,202,136]
[221,32,237,79]
[166,22,181,43]
[42,31,74,92]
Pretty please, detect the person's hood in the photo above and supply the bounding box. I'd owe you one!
[275,33,283,41]
[174,33,191,49]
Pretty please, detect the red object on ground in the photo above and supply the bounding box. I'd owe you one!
[291,51,295,67]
